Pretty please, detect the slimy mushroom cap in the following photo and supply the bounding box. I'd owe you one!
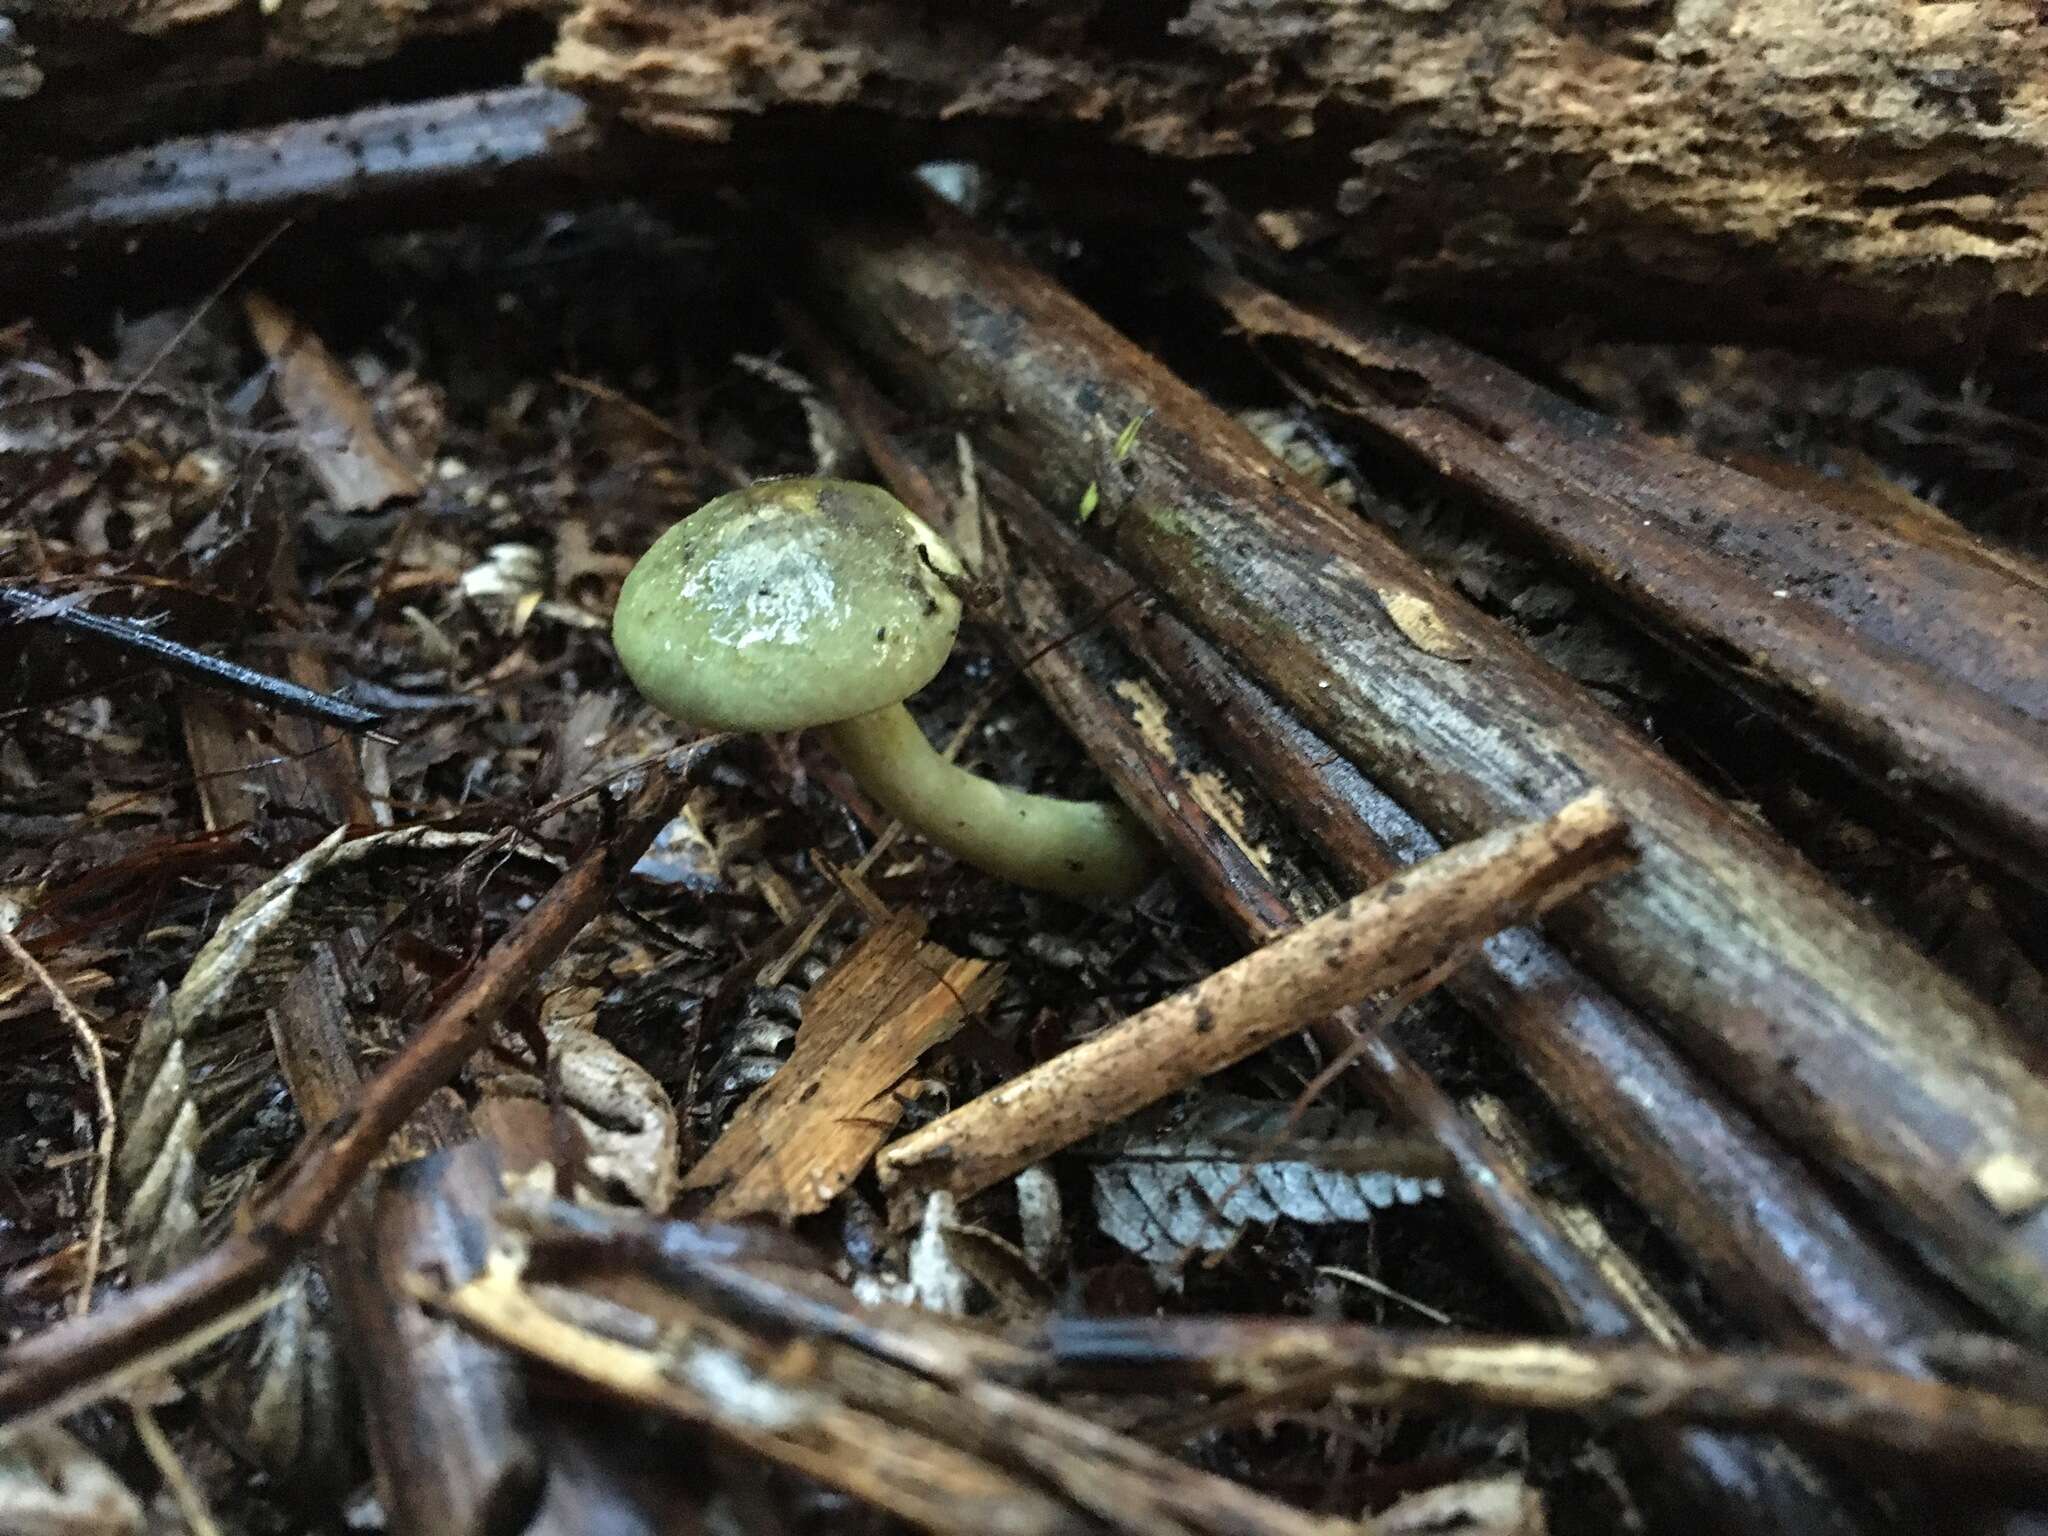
[612,477,965,733]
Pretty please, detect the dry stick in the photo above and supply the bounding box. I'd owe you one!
[0,740,722,1426]
[0,926,115,1319]
[131,1401,225,1536]
[0,89,620,263]
[1026,1320,2048,1482]
[876,790,1633,1203]
[1204,272,2048,890]
[809,205,2048,1345]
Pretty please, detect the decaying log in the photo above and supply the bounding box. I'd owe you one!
[783,327,1870,1534]
[877,791,1632,1205]
[1205,272,2048,890]
[11,2,2048,354]
[544,0,2048,359]
[806,203,2048,1346]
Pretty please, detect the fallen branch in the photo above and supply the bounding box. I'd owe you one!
[877,791,1632,1204]
[0,738,723,1427]
[1206,271,2048,890]
[438,1199,1375,1536]
[0,88,620,269]
[809,202,2048,1345]
[1026,1318,2048,1482]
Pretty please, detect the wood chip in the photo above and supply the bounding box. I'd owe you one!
[684,912,1001,1220]
[244,290,423,514]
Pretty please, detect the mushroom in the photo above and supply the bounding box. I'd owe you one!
[612,477,1159,901]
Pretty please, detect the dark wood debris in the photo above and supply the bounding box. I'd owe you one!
[4,75,2048,1536]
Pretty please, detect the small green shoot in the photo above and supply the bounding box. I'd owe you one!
[1077,412,1149,523]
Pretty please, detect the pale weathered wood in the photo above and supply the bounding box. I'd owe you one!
[684,911,999,1220]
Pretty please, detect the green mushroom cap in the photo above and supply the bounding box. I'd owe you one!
[612,477,966,733]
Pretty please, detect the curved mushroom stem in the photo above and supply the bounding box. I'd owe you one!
[822,702,1159,902]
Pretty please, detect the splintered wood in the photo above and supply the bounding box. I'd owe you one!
[685,911,1001,1220]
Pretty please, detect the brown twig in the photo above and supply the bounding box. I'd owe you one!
[876,790,1633,1204]
[0,739,724,1427]
[0,924,115,1318]
[1025,1318,2048,1481]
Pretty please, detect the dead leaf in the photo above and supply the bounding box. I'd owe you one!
[479,1019,683,1211]
[244,291,423,514]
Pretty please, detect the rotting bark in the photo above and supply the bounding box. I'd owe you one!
[806,202,2048,1347]
[10,0,548,79]
[1203,272,2048,892]
[543,0,2048,361]
[877,791,1633,1205]
[15,2,2045,355]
